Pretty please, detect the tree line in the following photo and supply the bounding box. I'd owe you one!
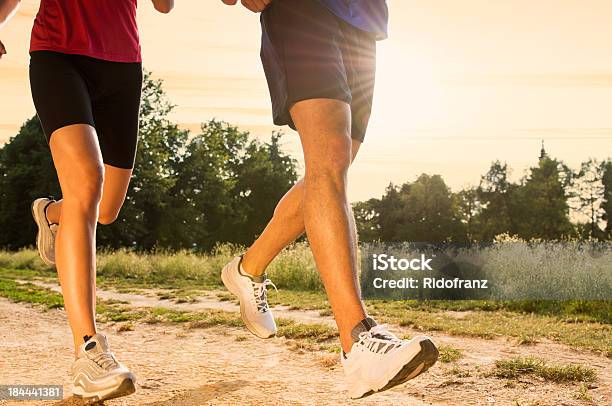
[0,73,610,251]
[354,157,612,243]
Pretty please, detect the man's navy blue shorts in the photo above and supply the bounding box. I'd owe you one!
[260,0,377,142]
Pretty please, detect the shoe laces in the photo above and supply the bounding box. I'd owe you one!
[252,278,277,313]
[358,324,403,355]
[91,351,119,370]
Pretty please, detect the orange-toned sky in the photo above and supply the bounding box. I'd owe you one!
[1,1,612,201]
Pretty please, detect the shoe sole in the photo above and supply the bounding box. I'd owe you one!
[74,377,136,404]
[357,338,439,399]
[221,264,276,340]
[31,199,55,267]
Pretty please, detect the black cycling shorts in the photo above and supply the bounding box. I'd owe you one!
[29,51,143,169]
[260,0,377,142]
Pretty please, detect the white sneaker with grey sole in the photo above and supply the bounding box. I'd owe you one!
[31,198,57,267]
[221,256,277,338]
[71,333,136,404]
[342,318,439,399]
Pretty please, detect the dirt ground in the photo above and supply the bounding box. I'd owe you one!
[0,291,609,405]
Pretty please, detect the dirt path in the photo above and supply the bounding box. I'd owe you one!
[26,280,332,327]
[24,280,612,379]
[1,284,610,405]
[0,298,429,406]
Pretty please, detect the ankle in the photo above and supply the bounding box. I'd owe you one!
[45,201,60,225]
[73,341,82,357]
[340,316,375,354]
[240,254,265,277]
[340,334,354,354]
[73,331,96,351]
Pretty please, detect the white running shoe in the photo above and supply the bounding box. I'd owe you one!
[31,197,57,266]
[71,333,136,404]
[342,318,439,399]
[221,256,277,338]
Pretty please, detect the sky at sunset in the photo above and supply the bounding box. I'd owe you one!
[1,1,611,201]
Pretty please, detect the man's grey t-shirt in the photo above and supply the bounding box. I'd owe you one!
[319,0,389,40]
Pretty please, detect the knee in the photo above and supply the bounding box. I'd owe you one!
[98,210,119,225]
[306,151,351,186]
[63,165,104,210]
[304,134,352,182]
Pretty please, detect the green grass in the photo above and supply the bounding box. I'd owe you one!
[574,383,593,402]
[96,248,227,289]
[0,250,51,273]
[0,267,56,283]
[267,289,329,311]
[276,319,338,342]
[0,278,63,309]
[155,289,200,304]
[395,308,611,356]
[446,365,471,378]
[95,303,147,322]
[517,334,538,346]
[117,322,134,332]
[145,307,244,327]
[366,298,612,324]
[95,242,322,291]
[492,357,597,383]
[438,345,463,363]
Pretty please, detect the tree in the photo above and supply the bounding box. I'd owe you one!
[455,187,480,242]
[474,161,517,241]
[513,157,575,240]
[163,121,297,251]
[569,159,606,239]
[601,159,612,238]
[0,117,60,249]
[353,198,381,242]
[376,175,465,243]
[377,183,404,242]
[232,131,298,245]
